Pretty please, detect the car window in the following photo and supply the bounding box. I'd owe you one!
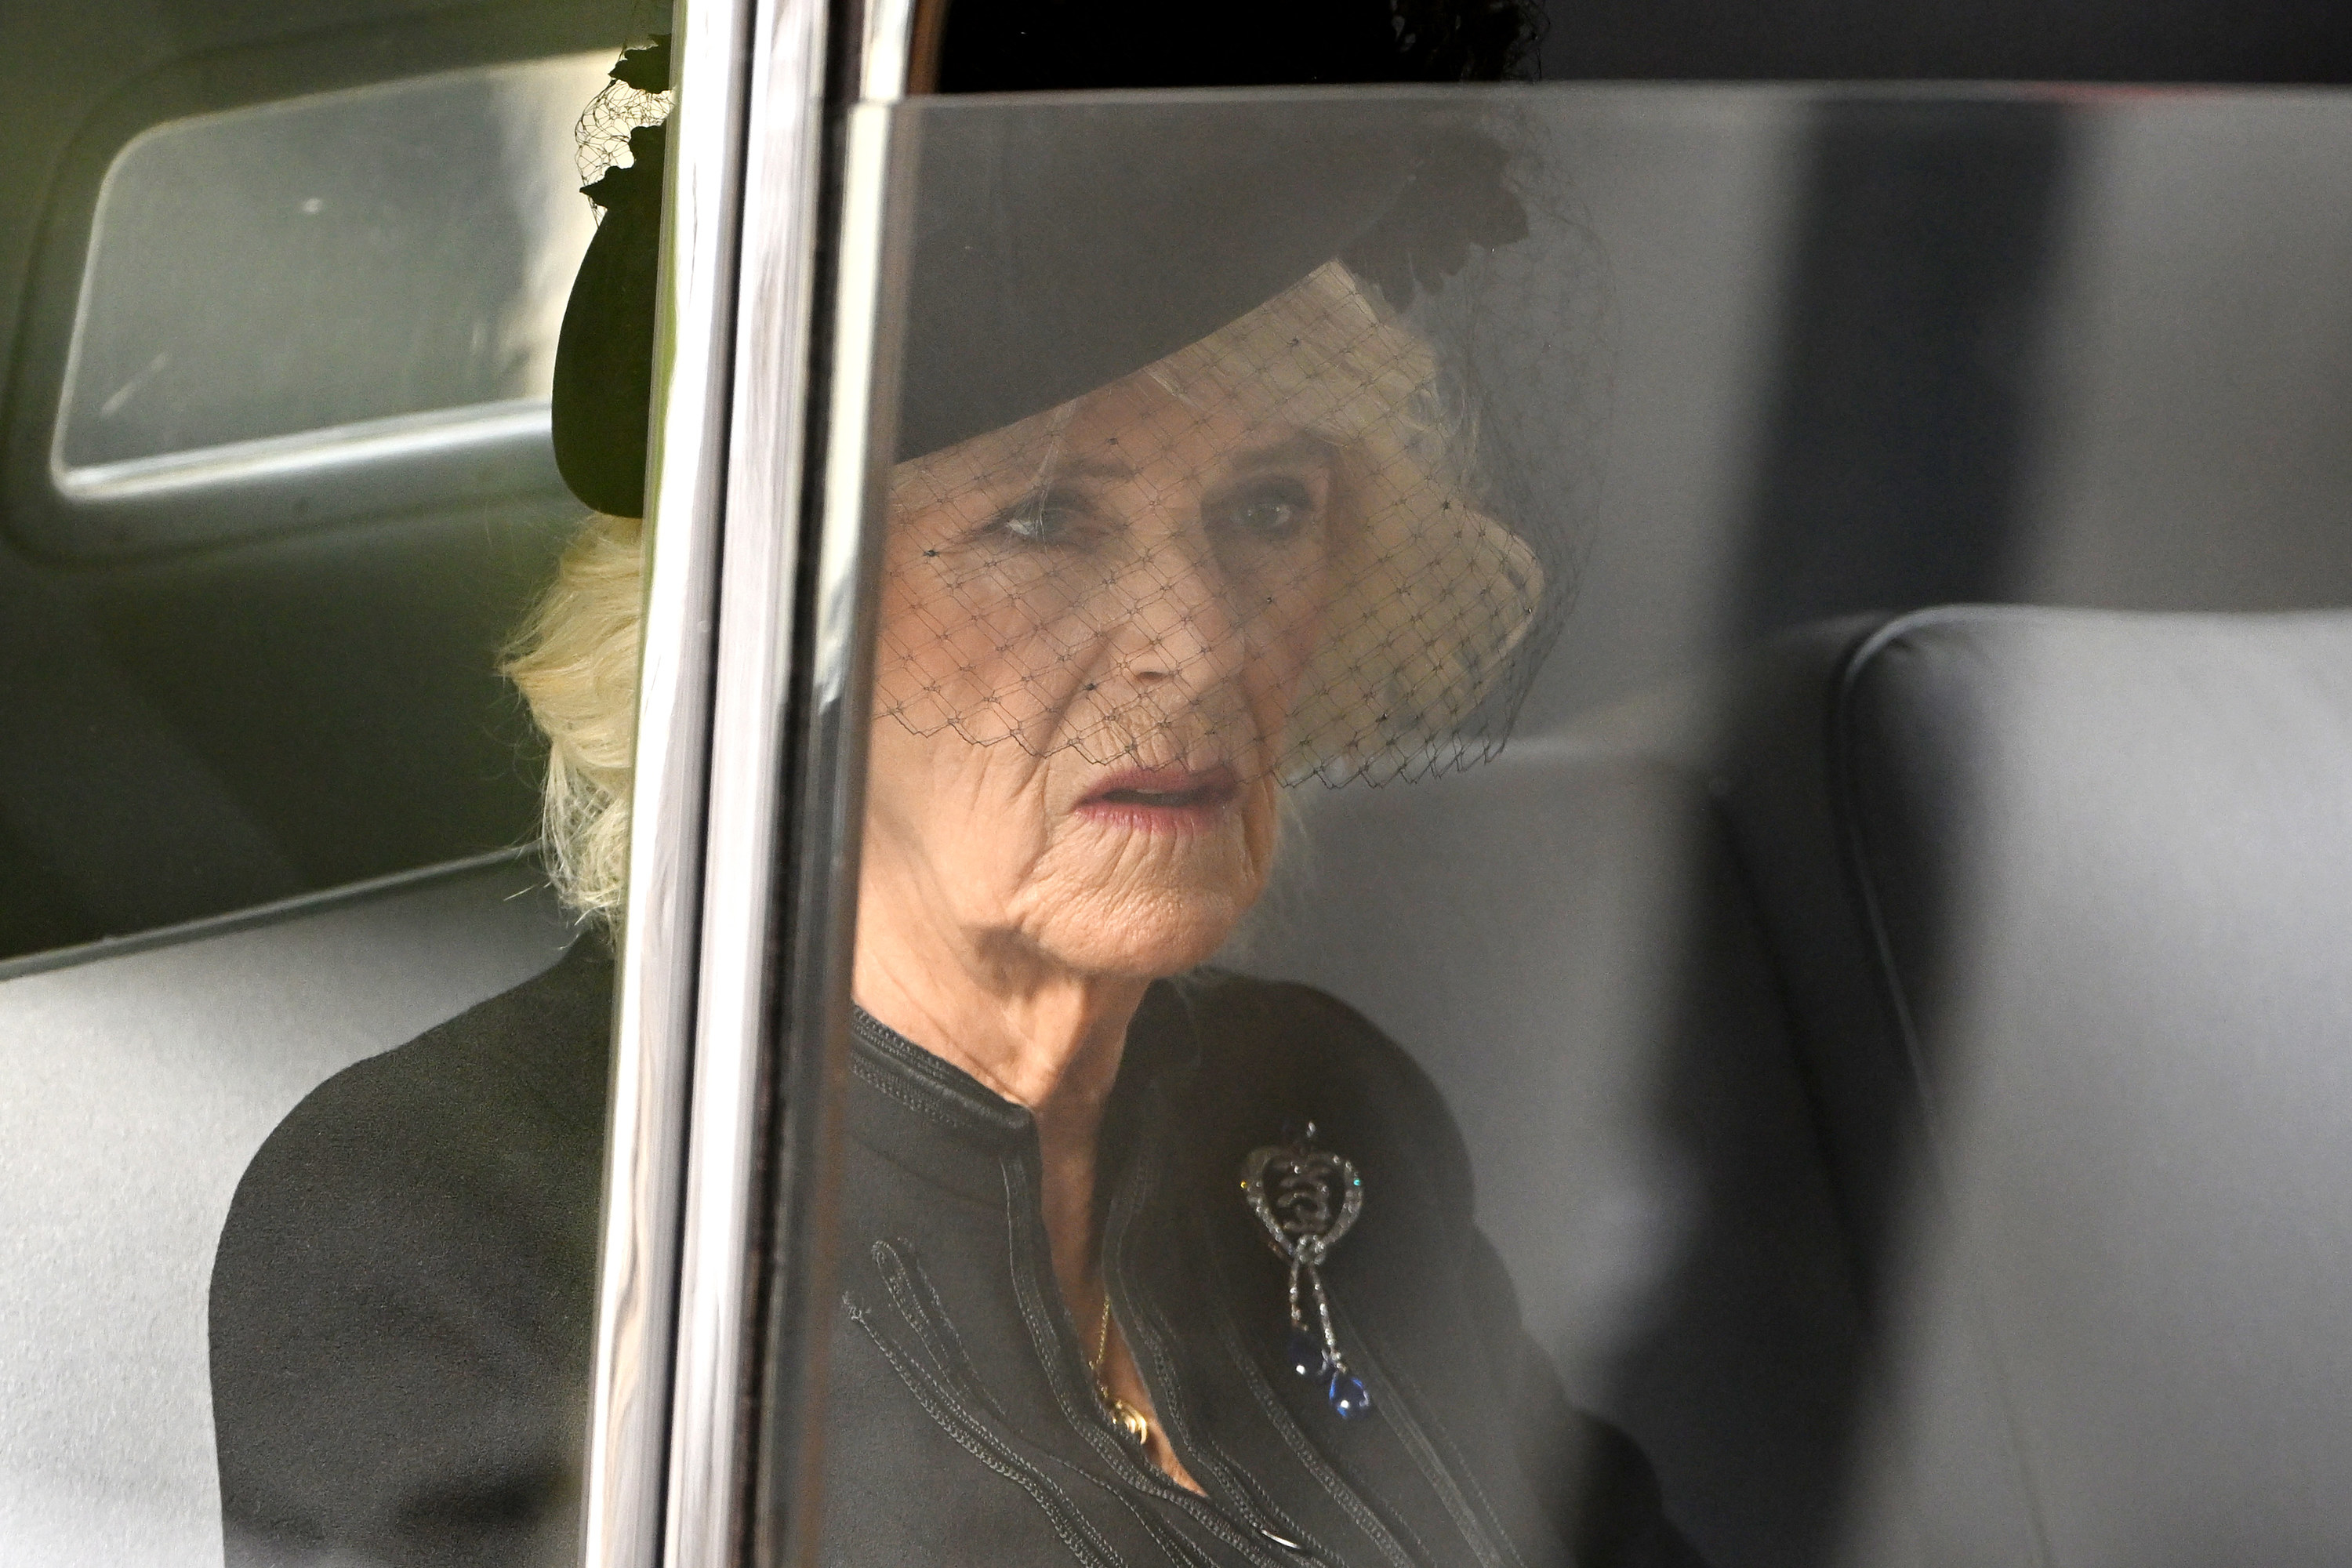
[768,74,2352,1568]
[42,56,602,557]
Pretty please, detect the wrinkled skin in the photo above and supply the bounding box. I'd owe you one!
[855,371,1340,1489]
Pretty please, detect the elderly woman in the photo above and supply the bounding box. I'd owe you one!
[209,13,1706,1568]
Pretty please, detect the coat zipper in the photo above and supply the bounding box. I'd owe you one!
[847,1293,1130,1568]
[1000,1148,1304,1568]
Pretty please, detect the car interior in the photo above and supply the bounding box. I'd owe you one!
[6,2,2352,1566]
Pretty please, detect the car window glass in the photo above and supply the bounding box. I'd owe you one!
[8,4,2352,1564]
[53,56,601,538]
[794,78,2352,1568]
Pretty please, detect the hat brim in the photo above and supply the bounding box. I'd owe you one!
[889,96,1416,461]
[551,96,1428,516]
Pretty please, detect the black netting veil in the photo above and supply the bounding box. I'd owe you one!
[552,35,1595,789]
[872,95,1593,789]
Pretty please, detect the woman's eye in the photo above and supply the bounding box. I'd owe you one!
[1216,481,1316,541]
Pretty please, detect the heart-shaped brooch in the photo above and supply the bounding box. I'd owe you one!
[1240,1122,1373,1419]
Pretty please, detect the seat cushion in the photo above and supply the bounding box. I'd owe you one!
[1697,606,2352,1567]
[0,857,576,1568]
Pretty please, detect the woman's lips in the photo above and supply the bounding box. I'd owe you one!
[1073,764,1240,833]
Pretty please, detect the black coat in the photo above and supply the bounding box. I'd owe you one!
[210,942,1705,1568]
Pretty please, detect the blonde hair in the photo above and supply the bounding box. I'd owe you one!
[504,511,644,921]
[509,263,1538,918]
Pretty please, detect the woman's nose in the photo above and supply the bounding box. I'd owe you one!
[1110,530,1246,693]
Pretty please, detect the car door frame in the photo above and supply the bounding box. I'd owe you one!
[581,0,924,1564]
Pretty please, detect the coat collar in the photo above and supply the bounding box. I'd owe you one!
[843,978,1205,1203]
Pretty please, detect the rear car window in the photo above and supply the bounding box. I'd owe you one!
[42,55,603,559]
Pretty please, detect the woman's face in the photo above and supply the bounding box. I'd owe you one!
[864,370,1338,979]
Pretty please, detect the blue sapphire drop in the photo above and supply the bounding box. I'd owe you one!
[1284,1327,1329,1380]
[1327,1372,1373,1419]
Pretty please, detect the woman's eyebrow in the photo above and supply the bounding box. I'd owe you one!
[993,434,1327,491]
[1224,431,1335,475]
[1032,455,1133,485]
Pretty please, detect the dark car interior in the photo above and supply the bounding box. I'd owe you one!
[6,2,2352,1565]
[1,0,631,960]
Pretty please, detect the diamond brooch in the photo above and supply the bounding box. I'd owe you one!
[1240,1122,1373,1420]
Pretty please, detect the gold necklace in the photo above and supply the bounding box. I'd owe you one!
[1091,1297,1152,1449]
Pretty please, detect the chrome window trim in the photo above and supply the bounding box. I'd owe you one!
[584,0,759,1560]
[588,0,895,1560]
[743,85,910,1566]
[662,0,836,1561]
[857,0,919,101]
[50,397,550,503]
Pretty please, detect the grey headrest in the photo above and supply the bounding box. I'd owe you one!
[1706,606,2352,1566]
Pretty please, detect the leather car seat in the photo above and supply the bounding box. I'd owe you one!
[0,856,575,1568]
[1625,605,2352,1568]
